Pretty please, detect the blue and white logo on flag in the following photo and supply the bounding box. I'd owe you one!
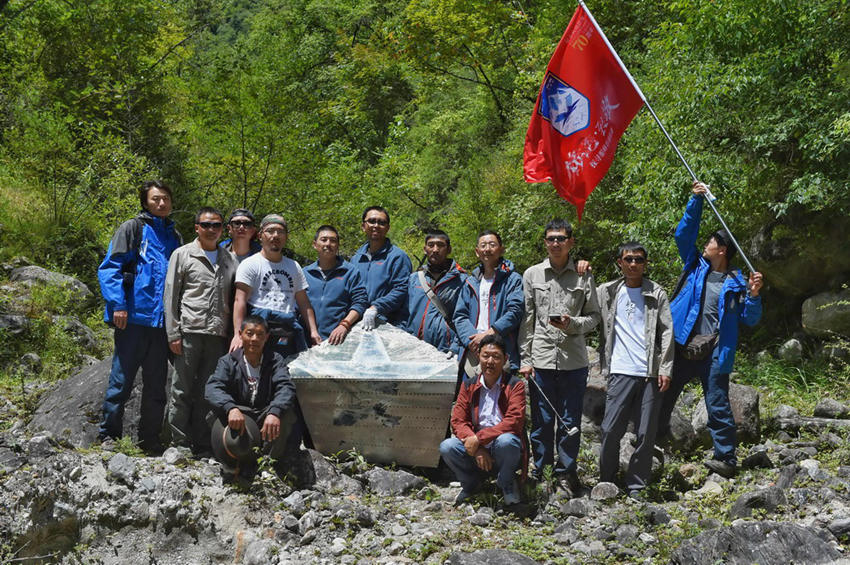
[538,72,589,138]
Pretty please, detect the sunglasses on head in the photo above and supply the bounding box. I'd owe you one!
[197,221,223,230]
[621,256,646,264]
[544,235,571,243]
[230,220,254,228]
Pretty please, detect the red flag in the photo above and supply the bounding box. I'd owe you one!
[523,4,644,219]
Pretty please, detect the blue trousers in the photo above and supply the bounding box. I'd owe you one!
[440,433,522,493]
[659,351,737,465]
[99,323,169,446]
[529,367,588,475]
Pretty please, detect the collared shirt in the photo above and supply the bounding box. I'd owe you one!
[477,374,503,429]
[519,257,601,370]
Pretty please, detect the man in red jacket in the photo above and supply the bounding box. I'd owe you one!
[440,333,527,506]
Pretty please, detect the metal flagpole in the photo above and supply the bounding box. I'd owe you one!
[576,0,756,273]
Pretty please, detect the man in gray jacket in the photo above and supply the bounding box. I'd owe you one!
[164,207,238,456]
[597,241,673,498]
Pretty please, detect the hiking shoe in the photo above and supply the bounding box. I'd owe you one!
[558,471,582,495]
[502,480,521,506]
[704,458,737,478]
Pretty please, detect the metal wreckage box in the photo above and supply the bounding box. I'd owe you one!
[288,325,457,467]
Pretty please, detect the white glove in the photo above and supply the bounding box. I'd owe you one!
[361,307,378,331]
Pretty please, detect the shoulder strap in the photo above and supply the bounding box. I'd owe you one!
[418,270,452,322]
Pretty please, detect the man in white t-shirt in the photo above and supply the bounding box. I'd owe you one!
[596,241,674,498]
[229,214,321,357]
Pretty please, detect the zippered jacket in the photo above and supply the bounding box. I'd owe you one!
[671,195,762,373]
[451,372,528,480]
[351,239,412,325]
[405,260,467,354]
[98,211,182,327]
[597,277,674,378]
[205,349,296,418]
[303,258,369,340]
[453,259,525,370]
[164,239,238,341]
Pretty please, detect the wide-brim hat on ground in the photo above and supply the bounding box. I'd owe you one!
[211,416,261,465]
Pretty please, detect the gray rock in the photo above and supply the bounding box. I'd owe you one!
[391,523,408,536]
[26,435,54,458]
[777,338,803,363]
[0,447,24,475]
[728,486,787,519]
[243,540,273,565]
[27,357,150,448]
[692,383,760,446]
[583,372,607,426]
[0,314,29,335]
[644,504,670,525]
[107,453,137,485]
[447,549,540,564]
[818,431,844,450]
[162,447,188,466]
[777,464,799,489]
[10,265,92,302]
[827,518,850,539]
[469,507,495,526]
[813,398,850,419]
[572,540,607,556]
[742,449,774,469]
[590,481,619,501]
[802,289,850,338]
[13,353,42,376]
[364,467,424,496]
[665,408,697,450]
[774,404,799,419]
[52,315,98,351]
[298,510,319,534]
[671,521,842,564]
[560,497,594,517]
[615,524,639,543]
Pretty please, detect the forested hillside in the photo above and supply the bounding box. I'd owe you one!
[1,0,848,335]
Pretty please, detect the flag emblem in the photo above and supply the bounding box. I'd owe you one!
[539,72,589,138]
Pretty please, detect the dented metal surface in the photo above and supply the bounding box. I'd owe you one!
[288,325,457,467]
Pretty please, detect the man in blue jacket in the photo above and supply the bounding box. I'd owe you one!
[454,230,525,378]
[303,225,369,344]
[351,206,413,329]
[97,180,182,453]
[405,229,466,355]
[658,181,764,478]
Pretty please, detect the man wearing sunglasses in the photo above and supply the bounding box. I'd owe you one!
[519,219,600,494]
[220,208,261,263]
[596,242,673,498]
[657,181,763,478]
[352,206,413,330]
[164,207,238,457]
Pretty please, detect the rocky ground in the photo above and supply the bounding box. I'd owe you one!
[3,394,850,564]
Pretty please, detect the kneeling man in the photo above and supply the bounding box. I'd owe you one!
[205,315,297,479]
[440,334,527,505]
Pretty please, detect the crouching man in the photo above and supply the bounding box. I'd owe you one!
[597,242,673,498]
[205,315,297,481]
[440,334,527,506]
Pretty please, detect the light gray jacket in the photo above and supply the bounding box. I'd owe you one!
[164,239,238,340]
[596,277,674,379]
[519,258,601,371]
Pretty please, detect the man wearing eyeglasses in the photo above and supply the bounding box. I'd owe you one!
[454,230,525,379]
[596,242,673,498]
[352,206,413,329]
[405,229,467,354]
[518,218,600,494]
[220,208,261,263]
[163,207,238,457]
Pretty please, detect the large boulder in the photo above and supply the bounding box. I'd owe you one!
[27,358,148,447]
[692,382,760,446]
[802,289,850,338]
[671,521,841,565]
[10,265,92,303]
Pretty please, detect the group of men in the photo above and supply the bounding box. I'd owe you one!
[96,179,763,501]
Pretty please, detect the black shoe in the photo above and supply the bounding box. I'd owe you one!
[559,471,582,495]
[704,458,737,478]
[138,440,165,456]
